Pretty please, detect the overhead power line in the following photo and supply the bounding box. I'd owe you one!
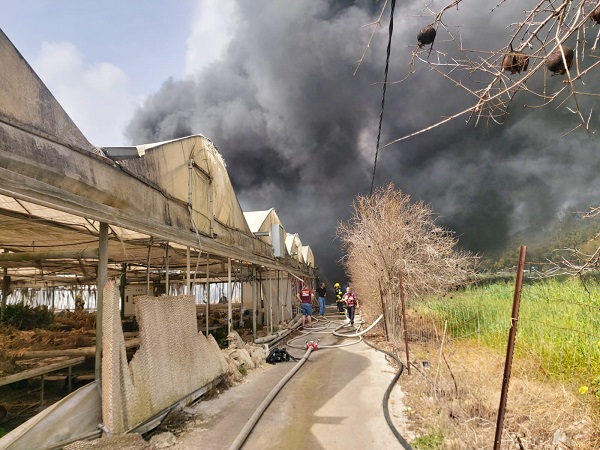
[370,0,396,196]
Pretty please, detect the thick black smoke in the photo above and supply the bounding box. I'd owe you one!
[125,0,600,283]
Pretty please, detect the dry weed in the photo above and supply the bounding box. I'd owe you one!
[399,341,600,449]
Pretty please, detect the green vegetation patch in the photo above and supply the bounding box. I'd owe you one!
[423,277,600,386]
[411,428,444,450]
[208,325,229,349]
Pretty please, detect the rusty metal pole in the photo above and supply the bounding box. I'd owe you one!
[494,245,527,450]
[378,279,389,341]
[399,272,411,375]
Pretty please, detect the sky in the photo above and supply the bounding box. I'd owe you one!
[1,1,599,284]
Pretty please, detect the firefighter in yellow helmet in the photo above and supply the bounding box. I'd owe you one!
[75,293,85,311]
[334,282,344,314]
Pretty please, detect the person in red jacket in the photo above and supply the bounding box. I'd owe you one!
[342,286,358,326]
[296,284,315,328]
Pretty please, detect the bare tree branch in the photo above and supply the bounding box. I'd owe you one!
[374,0,600,146]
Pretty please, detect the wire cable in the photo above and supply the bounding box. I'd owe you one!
[370,0,396,196]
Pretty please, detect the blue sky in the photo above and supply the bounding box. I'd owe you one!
[0,0,238,145]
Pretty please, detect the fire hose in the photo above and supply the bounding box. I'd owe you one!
[228,341,318,450]
[228,313,412,449]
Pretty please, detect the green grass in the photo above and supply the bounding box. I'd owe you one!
[423,277,600,385]
[411,428,444,450]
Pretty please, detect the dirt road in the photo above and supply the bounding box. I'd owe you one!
[171,313,414,450]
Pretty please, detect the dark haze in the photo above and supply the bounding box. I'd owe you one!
[125,0,600,283]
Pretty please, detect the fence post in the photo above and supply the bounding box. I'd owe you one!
[399,272,411,375]
[494,245,527,449]
[378,279,389,341]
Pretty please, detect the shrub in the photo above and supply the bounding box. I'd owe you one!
[1,303,54,330]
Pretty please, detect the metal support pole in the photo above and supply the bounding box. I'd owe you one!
[239,260,244,328]
[268,271,273,334]
[95,222,108,381]
[258,271,263,326]
[1,265,9,321]
[494,245,527,450]
[209,181,215,236]
[146,237,152,295]
[165,243,169,295]
[278,270,282,323]
[119,263,127,320]
[227,258,232,336]
[186,247,191,295]
[206,253,210,337]
[252,266,257,340]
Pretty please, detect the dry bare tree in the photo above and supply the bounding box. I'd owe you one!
[359,0,600,146]
[336,184,478,344]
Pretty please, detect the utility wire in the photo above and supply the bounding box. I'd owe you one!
[370,0,396,196]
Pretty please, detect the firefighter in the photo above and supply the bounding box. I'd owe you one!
[75,293,85,311]
[334,282,345,314]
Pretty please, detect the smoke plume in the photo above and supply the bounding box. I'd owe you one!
[126,0,600,282]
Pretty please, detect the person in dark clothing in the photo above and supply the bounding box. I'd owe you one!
[342,286,358,326]
[316,282,327,316]
[296,284,314,328]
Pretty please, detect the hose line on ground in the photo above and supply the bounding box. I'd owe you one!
[363,337,413,450]
[332,313,384,337]
[229,311,412,449]
[228,346,315,450]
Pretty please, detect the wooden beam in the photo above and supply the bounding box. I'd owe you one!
[8,339,139,359]
[0,356,85,387]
